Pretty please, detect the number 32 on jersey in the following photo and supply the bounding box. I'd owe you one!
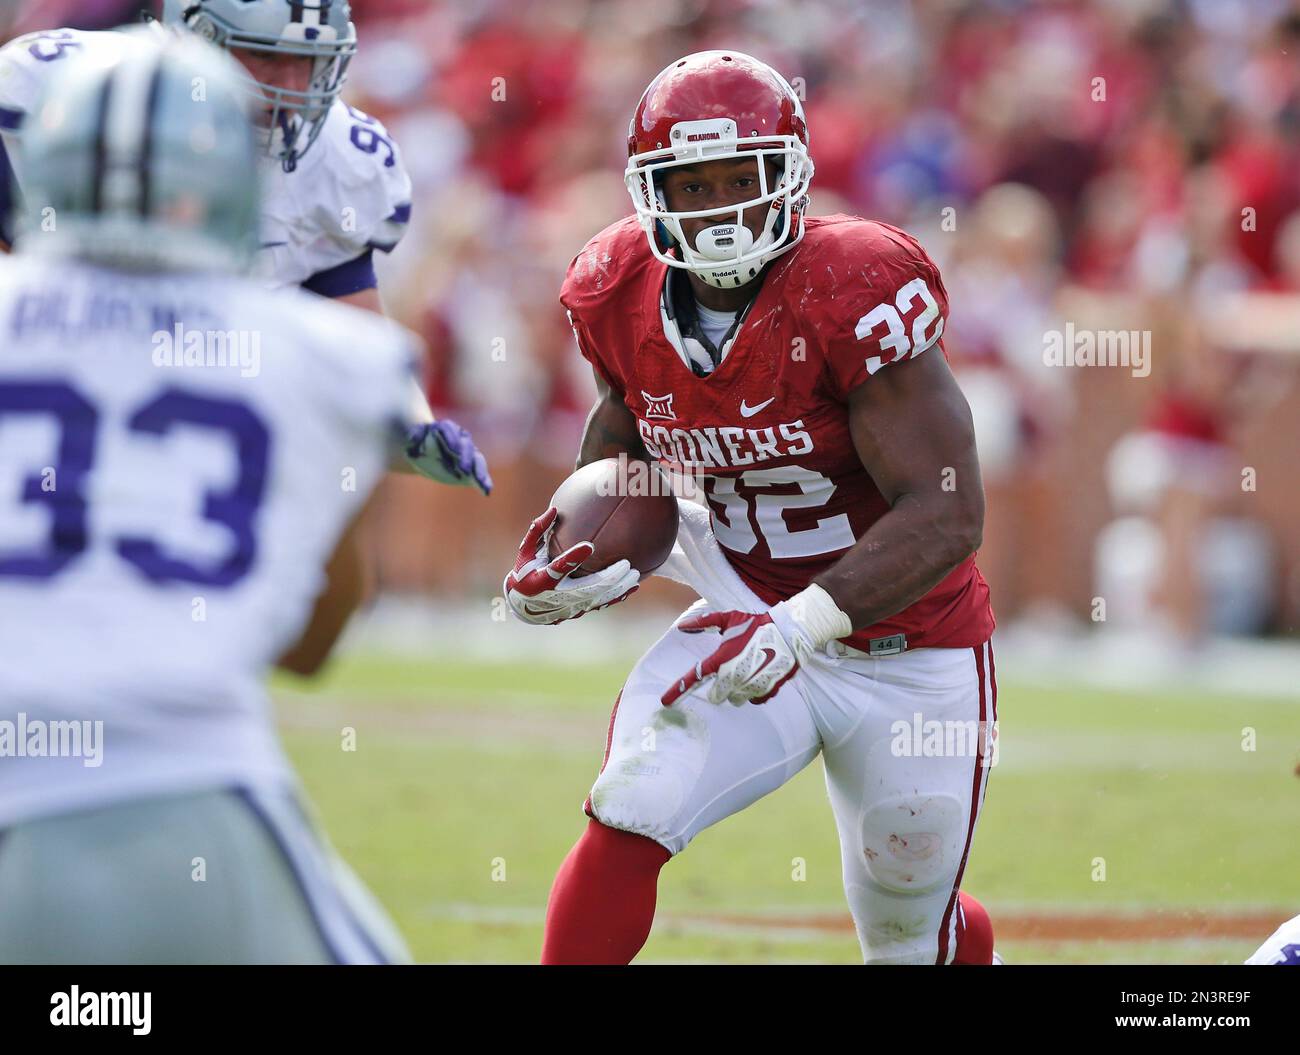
[856,277,944,375]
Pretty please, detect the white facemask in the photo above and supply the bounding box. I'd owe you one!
[627,136,814,289]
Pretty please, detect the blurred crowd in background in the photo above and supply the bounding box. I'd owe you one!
[6,0,1300,644]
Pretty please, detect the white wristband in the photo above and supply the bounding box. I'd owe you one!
[780,583,853,649]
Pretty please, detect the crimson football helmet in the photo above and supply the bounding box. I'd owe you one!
[625,51,814,289]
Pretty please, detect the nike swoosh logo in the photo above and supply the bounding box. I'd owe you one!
[740,397,775,418]
[752,647,777,678]
[260,241,288,249]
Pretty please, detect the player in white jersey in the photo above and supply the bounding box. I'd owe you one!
[1246,912,1300,965]
[0,29,412,963]
[0,2,490,492]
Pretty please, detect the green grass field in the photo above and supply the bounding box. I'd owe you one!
[272,652,1300,964]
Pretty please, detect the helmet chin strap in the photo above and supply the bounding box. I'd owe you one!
[693,221,757,288]
[689,201,785,289]
[693,221,755,259]
[650,164,799,289]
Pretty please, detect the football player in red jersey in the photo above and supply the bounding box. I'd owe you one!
[504,51,997,964]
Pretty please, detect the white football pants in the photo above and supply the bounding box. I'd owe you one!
[584,501,998,964]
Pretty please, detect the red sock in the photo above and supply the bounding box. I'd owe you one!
[541,819,671,965]
[952,890,995,965]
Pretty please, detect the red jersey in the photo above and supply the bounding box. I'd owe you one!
[561,214,994,651]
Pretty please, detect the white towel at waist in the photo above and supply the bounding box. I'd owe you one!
[656,498,770,614]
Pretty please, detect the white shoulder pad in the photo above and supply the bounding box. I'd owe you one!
[0,29,122,133]
[308,99,414,258]
[274,285,420,431]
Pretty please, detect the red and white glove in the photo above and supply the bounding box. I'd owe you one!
[503,507,640,625]
[661,585,853,707]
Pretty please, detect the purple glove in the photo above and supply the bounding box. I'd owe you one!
[405,420,492,495]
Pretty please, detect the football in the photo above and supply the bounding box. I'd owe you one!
[547,458,679,576]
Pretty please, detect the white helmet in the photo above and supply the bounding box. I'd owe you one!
[16,27,260,272]
[163,0,356,172]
